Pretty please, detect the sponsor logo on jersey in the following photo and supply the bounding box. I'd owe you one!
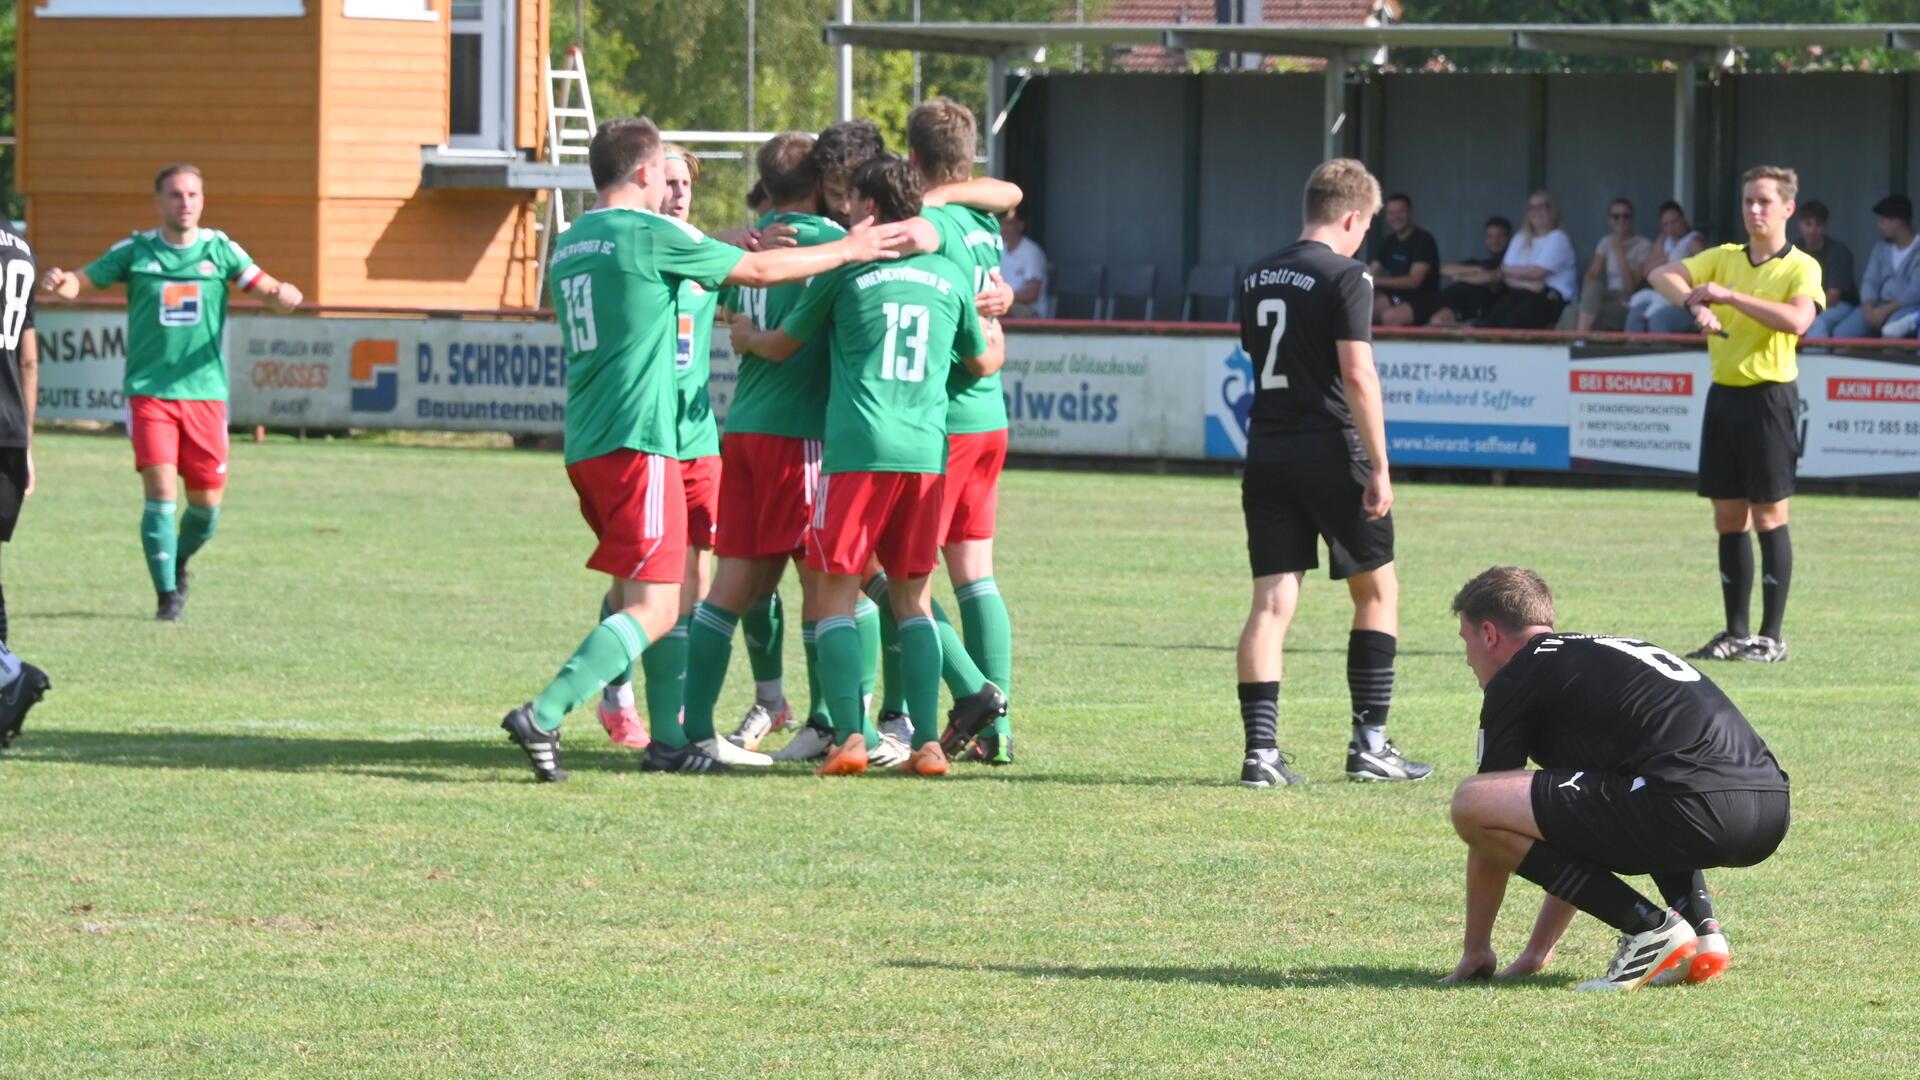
[159,282,203,327]
[350,339,400,413]
[198,261,218,276]
[676,313,695,371]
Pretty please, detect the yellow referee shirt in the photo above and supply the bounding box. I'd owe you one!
[1681,242,1824,386]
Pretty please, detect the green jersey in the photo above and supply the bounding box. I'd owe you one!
[82,228,259,401]
[673,279,721,459]
[782,252,987,475]
[921,204,1008,434]
[722,212,845,440]
[549,207,744,465]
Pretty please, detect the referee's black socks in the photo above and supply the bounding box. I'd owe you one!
[1238,681,1279,753]
[1516,842,1667,935]
[1757,525,1792,641]
[1718,532,1754,638]
[1348,629,1395,753]
[1653,870,1719,935]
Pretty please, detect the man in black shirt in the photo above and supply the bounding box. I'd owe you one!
[0,221,53,750]
[1442,567,1790,992]
[1369,193,1442,326]
[1231,159,1430,788]
[1431,216,1511,325]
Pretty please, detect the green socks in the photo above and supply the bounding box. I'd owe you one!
[681,602,740,743]
[815,615,873,748]
[855,596,881,707]
[958,577,1013,738]
[533,612,649,732]
[177,504,220,565]
[897,615,944,748]
[742,592,784,682]
[933,600,989,697]
[600,597,633,688]
[642,616,691,747]
[865,576,910,714]
[141,500,179,593]
[801,620,826,724]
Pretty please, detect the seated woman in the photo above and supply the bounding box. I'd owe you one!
[1479,191,1578,329]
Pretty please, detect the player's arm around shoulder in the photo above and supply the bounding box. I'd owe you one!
[922,177,1022,214]
[725,217,912,288]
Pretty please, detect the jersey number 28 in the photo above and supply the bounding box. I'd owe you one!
[0,261,32,352]
[880,302,929,382]
[1256,298,1289,390]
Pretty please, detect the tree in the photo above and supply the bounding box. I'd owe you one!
[1,8,19,222]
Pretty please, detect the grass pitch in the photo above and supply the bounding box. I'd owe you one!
[2,431,1917,1078]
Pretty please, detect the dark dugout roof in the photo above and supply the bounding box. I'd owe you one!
[823,21,1920,63]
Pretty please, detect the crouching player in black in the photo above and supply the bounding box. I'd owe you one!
[1442,566,1790,992]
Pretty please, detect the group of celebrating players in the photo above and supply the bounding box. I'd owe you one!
[0,107,1813,994]
[503,99,1025,782]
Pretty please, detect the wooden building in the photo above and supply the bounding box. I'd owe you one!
[18,1,569,312]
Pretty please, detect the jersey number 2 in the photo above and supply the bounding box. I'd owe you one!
[0,261,31,352]
[880,302,929,382]
[1257,298,1289,389]
[560,274,598,352]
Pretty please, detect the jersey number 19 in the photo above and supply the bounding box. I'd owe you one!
[560,274,598,352]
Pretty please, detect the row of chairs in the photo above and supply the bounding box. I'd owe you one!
[1050,262,1243,322]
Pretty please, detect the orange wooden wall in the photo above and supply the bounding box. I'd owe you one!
[19,1,548,312]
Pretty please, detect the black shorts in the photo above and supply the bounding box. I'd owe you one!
[1242,432,1393,580]
[1385,289,1442,324]
[1698,380,1800,503]
[0,447,25,543]
[1532,770,1790,875]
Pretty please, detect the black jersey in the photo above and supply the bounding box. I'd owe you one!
[1477,632,1789,795]
[1237,240,1374,440]
[0,223,35,449]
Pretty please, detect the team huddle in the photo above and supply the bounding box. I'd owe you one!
[0,118,1808,994]
[504,99,1023,781]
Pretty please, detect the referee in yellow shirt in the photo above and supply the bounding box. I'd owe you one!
[1651,165,1823,664]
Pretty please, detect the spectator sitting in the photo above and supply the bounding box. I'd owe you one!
[1799,199,1859,339]
[1430,216,1511,326]
[1478,190,1578,329]
[1572,197,1654,332]
[1829,194,1920,339]
[1369,193,1441,326]
[1625,201,1706,332]
[999,207,1051,318]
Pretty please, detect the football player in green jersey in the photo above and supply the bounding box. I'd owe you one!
[499,117,912,782]
[733,155,1003,778]
[42,164,302,622]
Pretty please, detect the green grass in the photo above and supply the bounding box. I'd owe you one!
[2,431,1917,1078]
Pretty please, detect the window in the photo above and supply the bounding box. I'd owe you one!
[343,0,435,19]
[36,0,305,15]
[449,0,516,152]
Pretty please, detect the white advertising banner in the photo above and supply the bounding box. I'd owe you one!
[1800,353,1920,479]
[1568,349,1713,474]
[1000,333,1206,458]
[33,310,132,422]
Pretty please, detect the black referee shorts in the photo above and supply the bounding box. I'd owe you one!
[1242,433,1393,581]
[1531,769,1790,876]
[1698,380,1800,504]
[0,447,27,543]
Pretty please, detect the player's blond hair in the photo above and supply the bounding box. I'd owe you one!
[1742,164,1798,203]
[1451,567,1556,632]
[1301,159,1381,227]
[154,163,202,193]
[663,143,702,183]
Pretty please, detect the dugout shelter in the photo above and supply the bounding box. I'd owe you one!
[16,0,569,312]
[826,20,1920,320]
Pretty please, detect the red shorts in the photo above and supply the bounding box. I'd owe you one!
[681,454,722,550]
[806,471,945,578]
[565,450,687,583]
[130,396,230,490]
[715,433,821,560]
[939,429,1008,545]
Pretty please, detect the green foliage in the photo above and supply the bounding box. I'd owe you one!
[2,431,1919,1075]
[1,8,19,222]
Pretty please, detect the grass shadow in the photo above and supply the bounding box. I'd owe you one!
[0,728,667,784]
[889,958,1460,990]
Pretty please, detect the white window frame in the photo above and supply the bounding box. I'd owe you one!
[36,0,305,16]
[449,0,517,153]
[343,0,436,20]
